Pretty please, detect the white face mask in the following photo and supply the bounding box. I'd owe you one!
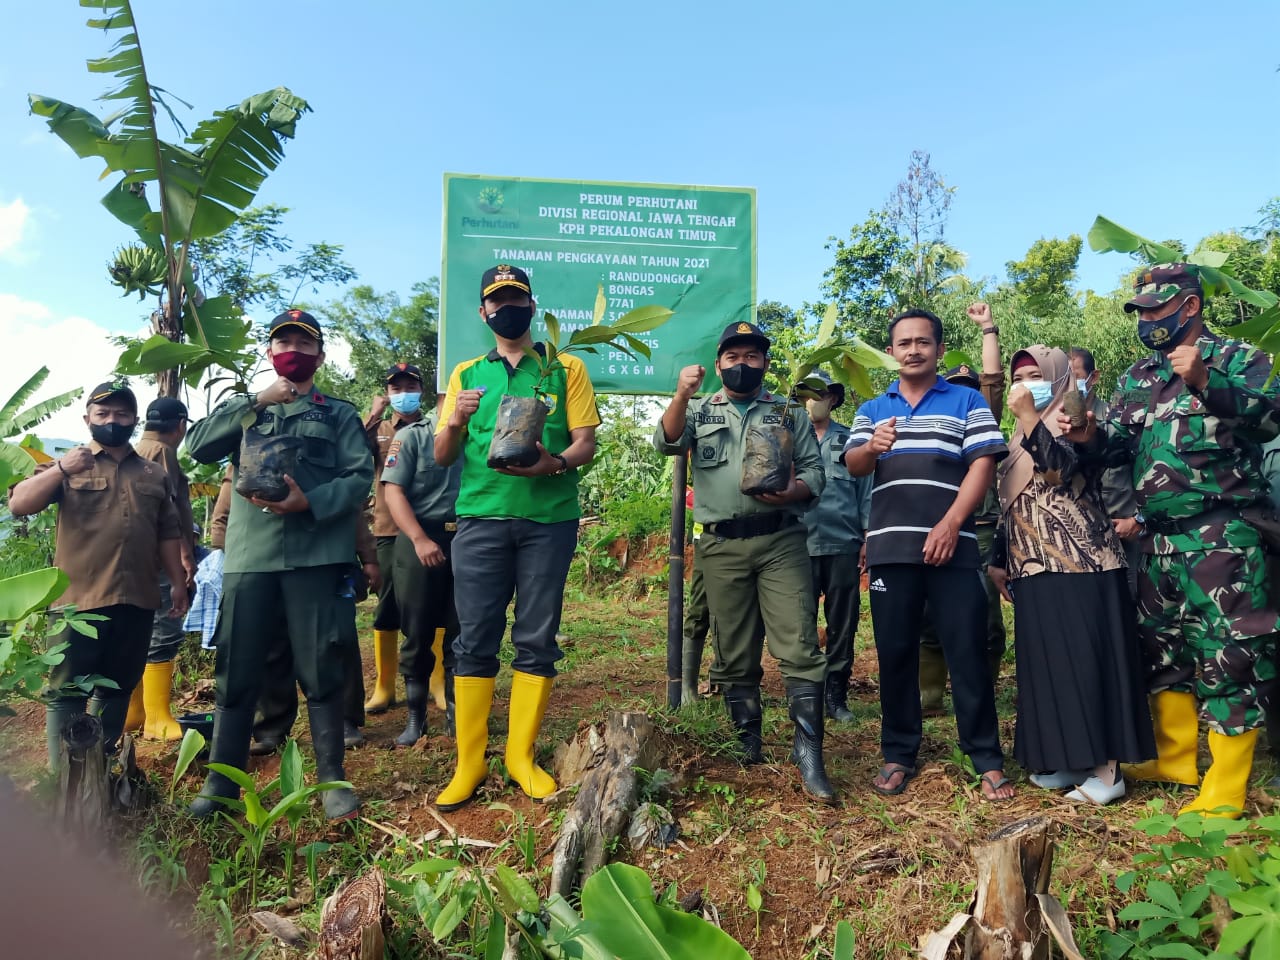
[806,397,833,421]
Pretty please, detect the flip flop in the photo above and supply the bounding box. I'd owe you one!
[872,763,916,796]
[980,770,1015,802]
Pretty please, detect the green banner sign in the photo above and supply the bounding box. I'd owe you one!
[441,173,756,394]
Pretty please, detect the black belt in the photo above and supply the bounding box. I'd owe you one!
[705,513,798,540]
[1144,506,1237,536]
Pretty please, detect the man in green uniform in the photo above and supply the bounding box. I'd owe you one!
[185,309,374,821]
[8,382,188,767]
[434,265,600,811]
[1063,264,1280,818]
[655,321,836,804]
[381,397,462,746]
[800,371,871,723]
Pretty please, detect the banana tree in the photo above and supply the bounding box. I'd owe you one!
[29,0,312,396]
[1088,216,1280,374]
[770,302,901,402]
[1,368,83,492]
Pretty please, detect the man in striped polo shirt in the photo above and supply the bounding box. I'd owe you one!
[844,308,1014,801]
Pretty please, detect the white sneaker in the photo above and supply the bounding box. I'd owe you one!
[1066,775,1126,805]
[1029,770,1089,790]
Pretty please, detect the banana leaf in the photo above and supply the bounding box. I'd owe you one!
[0,567,70,623]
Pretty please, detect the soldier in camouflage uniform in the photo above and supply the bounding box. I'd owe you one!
[1063,264,1280,818]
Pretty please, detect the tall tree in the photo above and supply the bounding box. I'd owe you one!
[884,150,958,306]
[1005,235,1082,304]
[314,281,441,407]
[31,0,310,396]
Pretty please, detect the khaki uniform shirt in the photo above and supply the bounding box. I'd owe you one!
[364,411,418,537]
[186,391,374,573]
[134,432,195,555]
[653,389,826,524]
[49,443,183,610]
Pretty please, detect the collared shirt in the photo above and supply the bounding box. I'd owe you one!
[441,344,600,523]
[653,389,826,524]
[1102,331,1280,553]
[49,442,183,610]
[804,418,872,556]
[134,432,195,554]
[183,547,224,648]
[186,390,374,573]
[846,376,1007,568]
[363,411,418,536]
[380,414,461,525]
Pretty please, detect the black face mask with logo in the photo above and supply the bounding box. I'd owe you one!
[1137,301,1193,352]
[486,304,534,340]
[720,363,765,394]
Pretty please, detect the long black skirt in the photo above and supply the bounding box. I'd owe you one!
[1011,568,1156,772]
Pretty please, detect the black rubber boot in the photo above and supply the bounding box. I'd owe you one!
[682,633,706,706]
[788,682,838,805]
[249,733,284,756]
[343,721,365,750]
[87,692,131,754]
[443,669,455,738]
[824,673,855,723]
[308,698,360,821]
[723,686,764,765]
[395,679,428,747]
[45,699,86,772]
[189,707,254,818]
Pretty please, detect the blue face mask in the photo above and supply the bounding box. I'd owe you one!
[1024,381,1055,410]
[1076,379,1090,395]
[389,391,422,415]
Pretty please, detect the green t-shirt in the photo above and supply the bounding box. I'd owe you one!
[441,346,600,523]
[379,415,460,524]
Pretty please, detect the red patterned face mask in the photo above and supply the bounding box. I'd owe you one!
[271,351,320,383]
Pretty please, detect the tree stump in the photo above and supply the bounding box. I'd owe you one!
[549,712,659,898]
[318,867,386,960]
[56,713,108,838]
[965,816,1054,960]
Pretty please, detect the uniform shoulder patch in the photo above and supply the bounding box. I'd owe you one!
[384,439,402,468]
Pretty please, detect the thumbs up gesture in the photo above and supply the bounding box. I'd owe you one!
[869,416,897,454]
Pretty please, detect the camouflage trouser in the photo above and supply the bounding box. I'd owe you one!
[1139,544,1279,735]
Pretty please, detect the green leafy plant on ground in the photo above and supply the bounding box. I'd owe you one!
[1098,804,1280,959]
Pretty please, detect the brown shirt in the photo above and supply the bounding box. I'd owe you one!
[51,443,183,610]
[364,411,417,536]
[211,464,374,562]
[134,432,195,555]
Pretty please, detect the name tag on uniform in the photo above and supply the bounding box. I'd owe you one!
[301,409,330,423]
[761,415,795,428]
[698,414,726,425]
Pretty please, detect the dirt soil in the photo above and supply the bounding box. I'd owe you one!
[3,571,1279,959]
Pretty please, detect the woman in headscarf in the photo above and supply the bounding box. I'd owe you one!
[988,345,1154,804]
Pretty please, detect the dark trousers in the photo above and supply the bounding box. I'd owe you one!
[47,604,154,707]
[450,517,578,678]
[810,551,861,680]
[920,522,1005,662]
[868,563,1004,773]
[252,619,365,742]
[392,526,458,681]
[147,572,186,663]
[214,567,350,720]
[372,535,400,631]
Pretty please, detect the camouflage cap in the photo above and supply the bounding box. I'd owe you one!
[1123,263,1203,313]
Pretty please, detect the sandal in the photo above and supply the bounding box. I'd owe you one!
[872,763,916,796]
[979,770,1015,802]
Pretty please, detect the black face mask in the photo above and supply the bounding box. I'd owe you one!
[90,422,134,448]
[720,362,765,394]
[1137,302,1193,352]
[486,304,534,340]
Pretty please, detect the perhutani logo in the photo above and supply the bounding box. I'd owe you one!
[477,186,505,213]
[869,578,887,593]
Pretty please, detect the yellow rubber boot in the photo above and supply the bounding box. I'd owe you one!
[1125,690,1200,786]
[364,630,399,713]
[1181,729,1258,819]
[124,681,145,733]
[141,661,183,740]
[428,628,448,711]
[505,671,557,801]
[436,676,495,811]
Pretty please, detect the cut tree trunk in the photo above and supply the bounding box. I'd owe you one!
[965,816,1054,960]
[318,867,386,960]
[57,713,108,837]
[549,712,660,898]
